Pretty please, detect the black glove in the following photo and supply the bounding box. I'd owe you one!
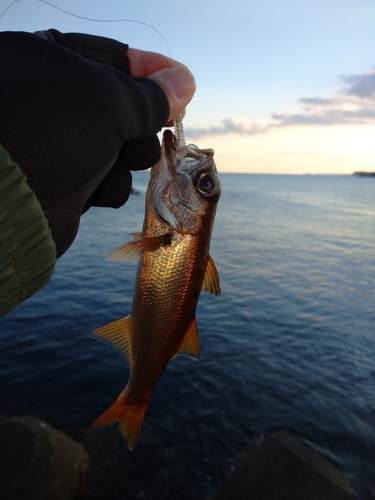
[0,30,170,257]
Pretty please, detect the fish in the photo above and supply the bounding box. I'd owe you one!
[88,129,222,449]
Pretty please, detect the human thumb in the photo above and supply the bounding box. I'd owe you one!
[149,64,196,122]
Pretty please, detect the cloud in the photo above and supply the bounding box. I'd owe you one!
[343,68,375,98]
[186,67,375,139]
[184,117,269,139]
[272,94,375,126]
[273,67,375,126]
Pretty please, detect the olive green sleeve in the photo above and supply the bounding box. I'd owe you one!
[0,145,56,317]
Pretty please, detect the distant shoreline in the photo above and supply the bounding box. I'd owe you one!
[353,171,375,177]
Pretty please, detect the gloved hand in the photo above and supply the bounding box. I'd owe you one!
[0,29,195,257]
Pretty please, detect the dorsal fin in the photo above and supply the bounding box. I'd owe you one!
[202,255,221,296]
[92,316,133,366]
[174,318,200,360]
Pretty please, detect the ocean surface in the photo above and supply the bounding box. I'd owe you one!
[1,173,374,499]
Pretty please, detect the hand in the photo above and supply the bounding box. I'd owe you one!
[0,30,195,257]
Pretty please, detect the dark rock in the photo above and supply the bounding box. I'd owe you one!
[207,430,352,500]
[0,416,89,500]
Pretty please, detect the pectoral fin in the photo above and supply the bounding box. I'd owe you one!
[202,255,221,296]
[175,318,200,360]
[92,316,133,366]
[107,234,172,263]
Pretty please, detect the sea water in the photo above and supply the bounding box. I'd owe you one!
[1,173,374,499]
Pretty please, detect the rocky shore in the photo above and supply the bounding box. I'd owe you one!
[207,430,352,500]
[0,416,353,500]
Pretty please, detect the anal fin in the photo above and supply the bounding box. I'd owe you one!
[93,316,132,366]
[175,318,200,360]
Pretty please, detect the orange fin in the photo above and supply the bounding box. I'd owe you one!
[202,255,221,295]
[175,318,200,360]
[87,391,148,450]
[107,234,172,263]
[106,241,142,263]
[129,232,143,240]
[92,316,132,366]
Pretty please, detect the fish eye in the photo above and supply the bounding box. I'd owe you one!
[194,172,221,197]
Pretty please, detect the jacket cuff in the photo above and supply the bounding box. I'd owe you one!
[0,145,56,317]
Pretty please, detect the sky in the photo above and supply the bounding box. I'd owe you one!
[1,0,375,174]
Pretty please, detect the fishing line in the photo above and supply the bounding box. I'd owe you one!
[0,0,171,58]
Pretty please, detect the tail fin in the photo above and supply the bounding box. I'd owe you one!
[87,391,148,450]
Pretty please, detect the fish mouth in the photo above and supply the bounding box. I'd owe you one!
[149,130,178,229]
[162,129,215,167]
[163,129,178,165]
[150,130,175,181]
